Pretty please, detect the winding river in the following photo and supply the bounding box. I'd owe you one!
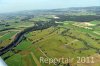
[0,21,56,56]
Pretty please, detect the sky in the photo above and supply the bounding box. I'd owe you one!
[0,0,100,13]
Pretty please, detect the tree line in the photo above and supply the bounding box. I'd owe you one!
[56,15,100,22]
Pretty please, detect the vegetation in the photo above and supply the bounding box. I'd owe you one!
[0,6,100,66]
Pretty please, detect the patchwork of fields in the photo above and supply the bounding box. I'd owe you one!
[0,17,100,66]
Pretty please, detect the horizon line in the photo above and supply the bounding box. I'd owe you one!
[0,6,100,14]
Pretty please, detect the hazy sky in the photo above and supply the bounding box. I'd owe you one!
[0,0,100,13]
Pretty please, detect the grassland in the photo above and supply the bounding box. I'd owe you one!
[0,15,100,66]
[0,20,99,66]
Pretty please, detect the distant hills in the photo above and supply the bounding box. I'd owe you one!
[0,6,100,15]
[0,6,100,20]
[54,6,100,11]
[18,6,100,15]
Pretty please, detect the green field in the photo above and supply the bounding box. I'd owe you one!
[0,18,100,66]
[0,14,100,66]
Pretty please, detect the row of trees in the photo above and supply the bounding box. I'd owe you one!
[56,15,100,22]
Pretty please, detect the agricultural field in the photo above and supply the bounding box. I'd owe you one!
[0,6,100,66]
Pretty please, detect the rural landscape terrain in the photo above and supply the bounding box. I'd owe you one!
[0,6,100,66]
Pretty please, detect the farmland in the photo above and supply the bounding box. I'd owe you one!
[0,6,100,66]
